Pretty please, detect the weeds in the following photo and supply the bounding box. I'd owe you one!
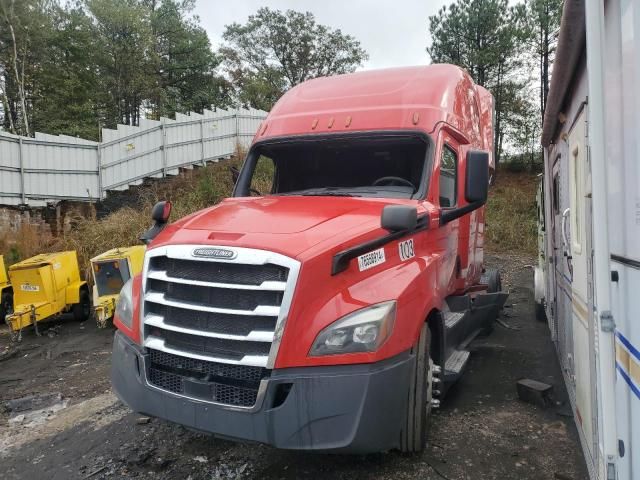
[486,169,539,255]
[0,222,55,265]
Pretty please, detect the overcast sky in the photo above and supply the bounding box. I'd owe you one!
[194,0,450,70]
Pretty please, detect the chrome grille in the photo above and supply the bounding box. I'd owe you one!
[141,245,300,409]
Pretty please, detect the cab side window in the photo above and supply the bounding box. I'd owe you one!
[439,145,457,207]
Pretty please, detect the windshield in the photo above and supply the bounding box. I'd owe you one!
[93,259,131,296]
[235,134,430,199]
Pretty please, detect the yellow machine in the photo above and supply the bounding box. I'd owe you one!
[0,255,13,321]
[5,251,90,338]
[91,246,145,328]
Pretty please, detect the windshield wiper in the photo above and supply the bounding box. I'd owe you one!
[279,187,361,197]
[300,191,359,197]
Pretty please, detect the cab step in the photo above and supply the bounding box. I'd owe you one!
[444,349,470,383]
[443,310,466,329]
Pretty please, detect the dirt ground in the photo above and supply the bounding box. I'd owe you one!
[0,253,588,480]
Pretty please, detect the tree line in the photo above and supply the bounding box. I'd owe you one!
[429,0,562,166]
[1,0,561,165]
[0,1,367,140]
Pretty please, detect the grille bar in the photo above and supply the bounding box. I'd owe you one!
[145,314,274,342]
[146,270,287,291]
[150,256,288,285]
[147,278,283,309]
[145,292,281,317]
[144,336,270,367]
[148,348,268,383]
[147,303,278,336]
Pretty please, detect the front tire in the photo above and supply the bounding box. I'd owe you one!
[0,290,13,321]
[486,268,502,294]
[401,323,433,453]
[482,268,503,335]
[72,288,91,322]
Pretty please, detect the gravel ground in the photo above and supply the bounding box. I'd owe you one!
[0,253,588,480]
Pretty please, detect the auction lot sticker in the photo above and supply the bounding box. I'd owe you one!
[358,248,386,271]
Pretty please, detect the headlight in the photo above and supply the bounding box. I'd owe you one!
[309,301,396,356]
[114,278,134,328]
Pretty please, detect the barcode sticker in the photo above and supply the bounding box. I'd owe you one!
[357,248,386,271]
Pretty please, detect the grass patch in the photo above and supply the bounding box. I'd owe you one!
[485,169,539,255]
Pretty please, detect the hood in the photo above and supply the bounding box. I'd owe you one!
[153,196,415,259]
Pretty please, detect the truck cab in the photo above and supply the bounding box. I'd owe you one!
[111,65,506,453]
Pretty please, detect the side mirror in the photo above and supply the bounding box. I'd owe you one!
[440,151,489,224]
[381,205,417,232]
[140,201,172,244]
[465,151,489,203]
[151,200,172,224]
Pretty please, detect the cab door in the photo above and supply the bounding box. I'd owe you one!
[433,130,462,294]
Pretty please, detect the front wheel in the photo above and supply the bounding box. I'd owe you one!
[0,291,13,321]
[401,323,434,453]
[72,289,91,322]
[482,268,503,334]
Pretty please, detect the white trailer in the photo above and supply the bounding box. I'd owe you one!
[539,1,640,479]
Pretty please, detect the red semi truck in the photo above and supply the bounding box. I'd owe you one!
[111,64,507,453]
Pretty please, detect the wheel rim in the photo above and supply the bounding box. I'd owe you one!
[425,356,434,417]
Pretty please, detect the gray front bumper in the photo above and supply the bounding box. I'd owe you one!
[111,331,414,453]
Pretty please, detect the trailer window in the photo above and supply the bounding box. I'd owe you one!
[236,134,430,199]
[439,145,457,207]
[93,260,131,296]
[552,173,560,214]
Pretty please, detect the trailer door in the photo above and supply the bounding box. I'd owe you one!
[551,156,573,382]
[568,108,599,468]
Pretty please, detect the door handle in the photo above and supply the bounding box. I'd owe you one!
[561,208,570,250]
